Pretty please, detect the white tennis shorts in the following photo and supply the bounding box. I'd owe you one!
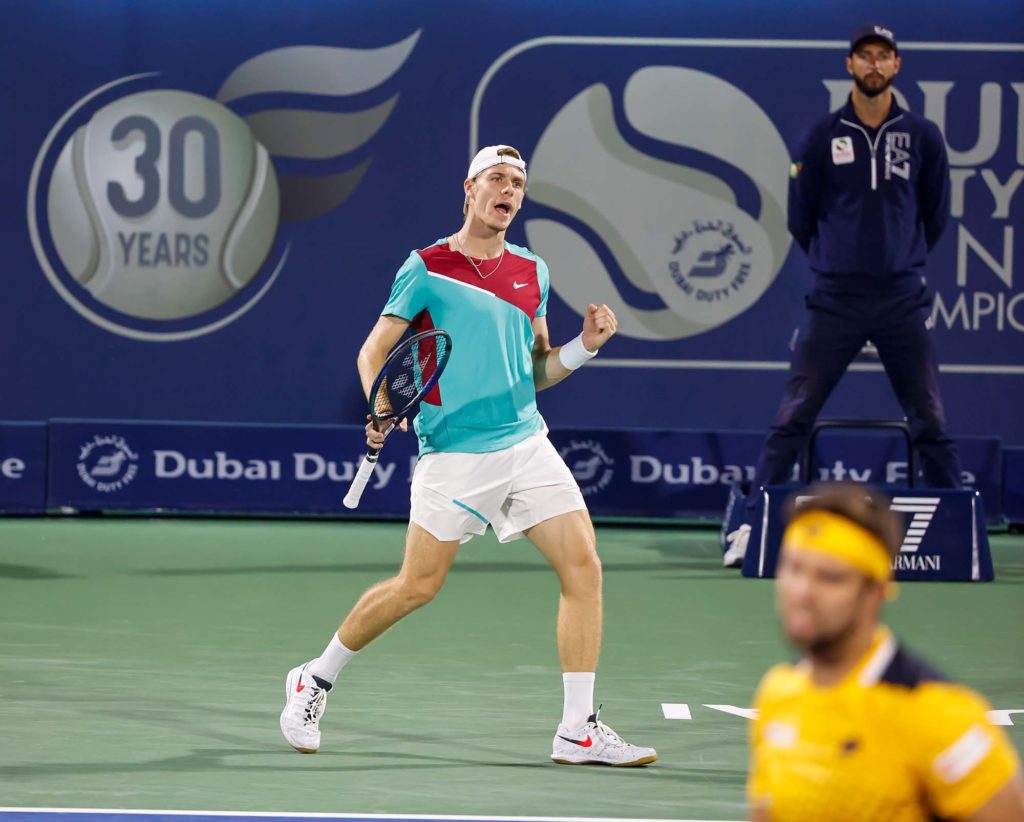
[410,429,587,544]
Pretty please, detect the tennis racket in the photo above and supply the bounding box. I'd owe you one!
[343,328,452,509]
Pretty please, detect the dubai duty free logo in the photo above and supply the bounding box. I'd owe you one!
[473,45,792,340]
[77,434,139,493]
[559,439,614,496]
[28,33,420,341]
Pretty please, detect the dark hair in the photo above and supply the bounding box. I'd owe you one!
[784,483,903,559]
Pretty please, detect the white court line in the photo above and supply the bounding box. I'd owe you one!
[0,810,739,822]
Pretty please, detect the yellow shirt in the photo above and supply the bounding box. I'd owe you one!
[749,627,1020,821]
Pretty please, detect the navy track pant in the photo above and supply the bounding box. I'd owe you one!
[750,289,962,493]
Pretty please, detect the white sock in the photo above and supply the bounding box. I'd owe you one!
[561,672,596,729]
[308,633,357,685]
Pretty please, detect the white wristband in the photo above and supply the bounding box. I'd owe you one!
[558,333,597,371]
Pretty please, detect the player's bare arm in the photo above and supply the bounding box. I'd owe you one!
[749,805,770,822]
[965,771,1024,821]
[356,314,410,446]
[532,304,617,391]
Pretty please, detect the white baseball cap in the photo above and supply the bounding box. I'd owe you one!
[467,145,527,180]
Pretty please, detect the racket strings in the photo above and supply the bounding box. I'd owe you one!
[371,379,395,420]
[371,331,451,422]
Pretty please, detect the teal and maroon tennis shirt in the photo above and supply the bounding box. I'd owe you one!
[381,238,550,455]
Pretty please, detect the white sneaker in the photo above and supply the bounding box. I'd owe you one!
[280,661,331,753]
[551,709,657,767]
[723,523,751,568]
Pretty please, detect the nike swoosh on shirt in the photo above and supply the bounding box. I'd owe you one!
[558,734,593,748]
[512,281,528,289]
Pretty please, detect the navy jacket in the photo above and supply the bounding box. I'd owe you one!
[787,95,950,295]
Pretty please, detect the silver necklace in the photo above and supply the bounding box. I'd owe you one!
[451,233,504,279]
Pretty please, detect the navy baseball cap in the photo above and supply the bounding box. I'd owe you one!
[850,23,898,55]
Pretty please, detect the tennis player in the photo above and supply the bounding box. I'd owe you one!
[280,145,656,767]
[749,483,1024,821]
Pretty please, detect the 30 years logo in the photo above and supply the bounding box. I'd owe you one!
[29,34,419,340]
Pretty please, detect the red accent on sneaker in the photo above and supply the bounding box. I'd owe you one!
[558,734,593,748]
[296,680,305,693]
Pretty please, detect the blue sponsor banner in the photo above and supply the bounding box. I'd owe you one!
[553,429,1002,522]
[741,486,994,582]
[44,421,1007,520]
[551,429,763,520]
[0,422,48,513]
[808,432,1003,522]
[0,1,1020,456]
[47,419,418,516]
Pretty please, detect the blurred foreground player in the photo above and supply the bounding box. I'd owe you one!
[748,483,1024,821]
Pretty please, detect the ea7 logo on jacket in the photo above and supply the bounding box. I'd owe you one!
[885,132,912,180]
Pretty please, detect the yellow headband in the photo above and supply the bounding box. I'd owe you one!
[782,509,893,583]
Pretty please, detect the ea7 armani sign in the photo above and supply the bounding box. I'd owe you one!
[743,487,993,582]
[891,496,942,569]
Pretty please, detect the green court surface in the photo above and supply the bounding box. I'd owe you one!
[0,518,1021,820]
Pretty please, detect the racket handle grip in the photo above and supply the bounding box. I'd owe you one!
[343,450,379,509]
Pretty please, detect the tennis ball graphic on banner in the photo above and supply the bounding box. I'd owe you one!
[46,90,279,320]
[526,67,791,340]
